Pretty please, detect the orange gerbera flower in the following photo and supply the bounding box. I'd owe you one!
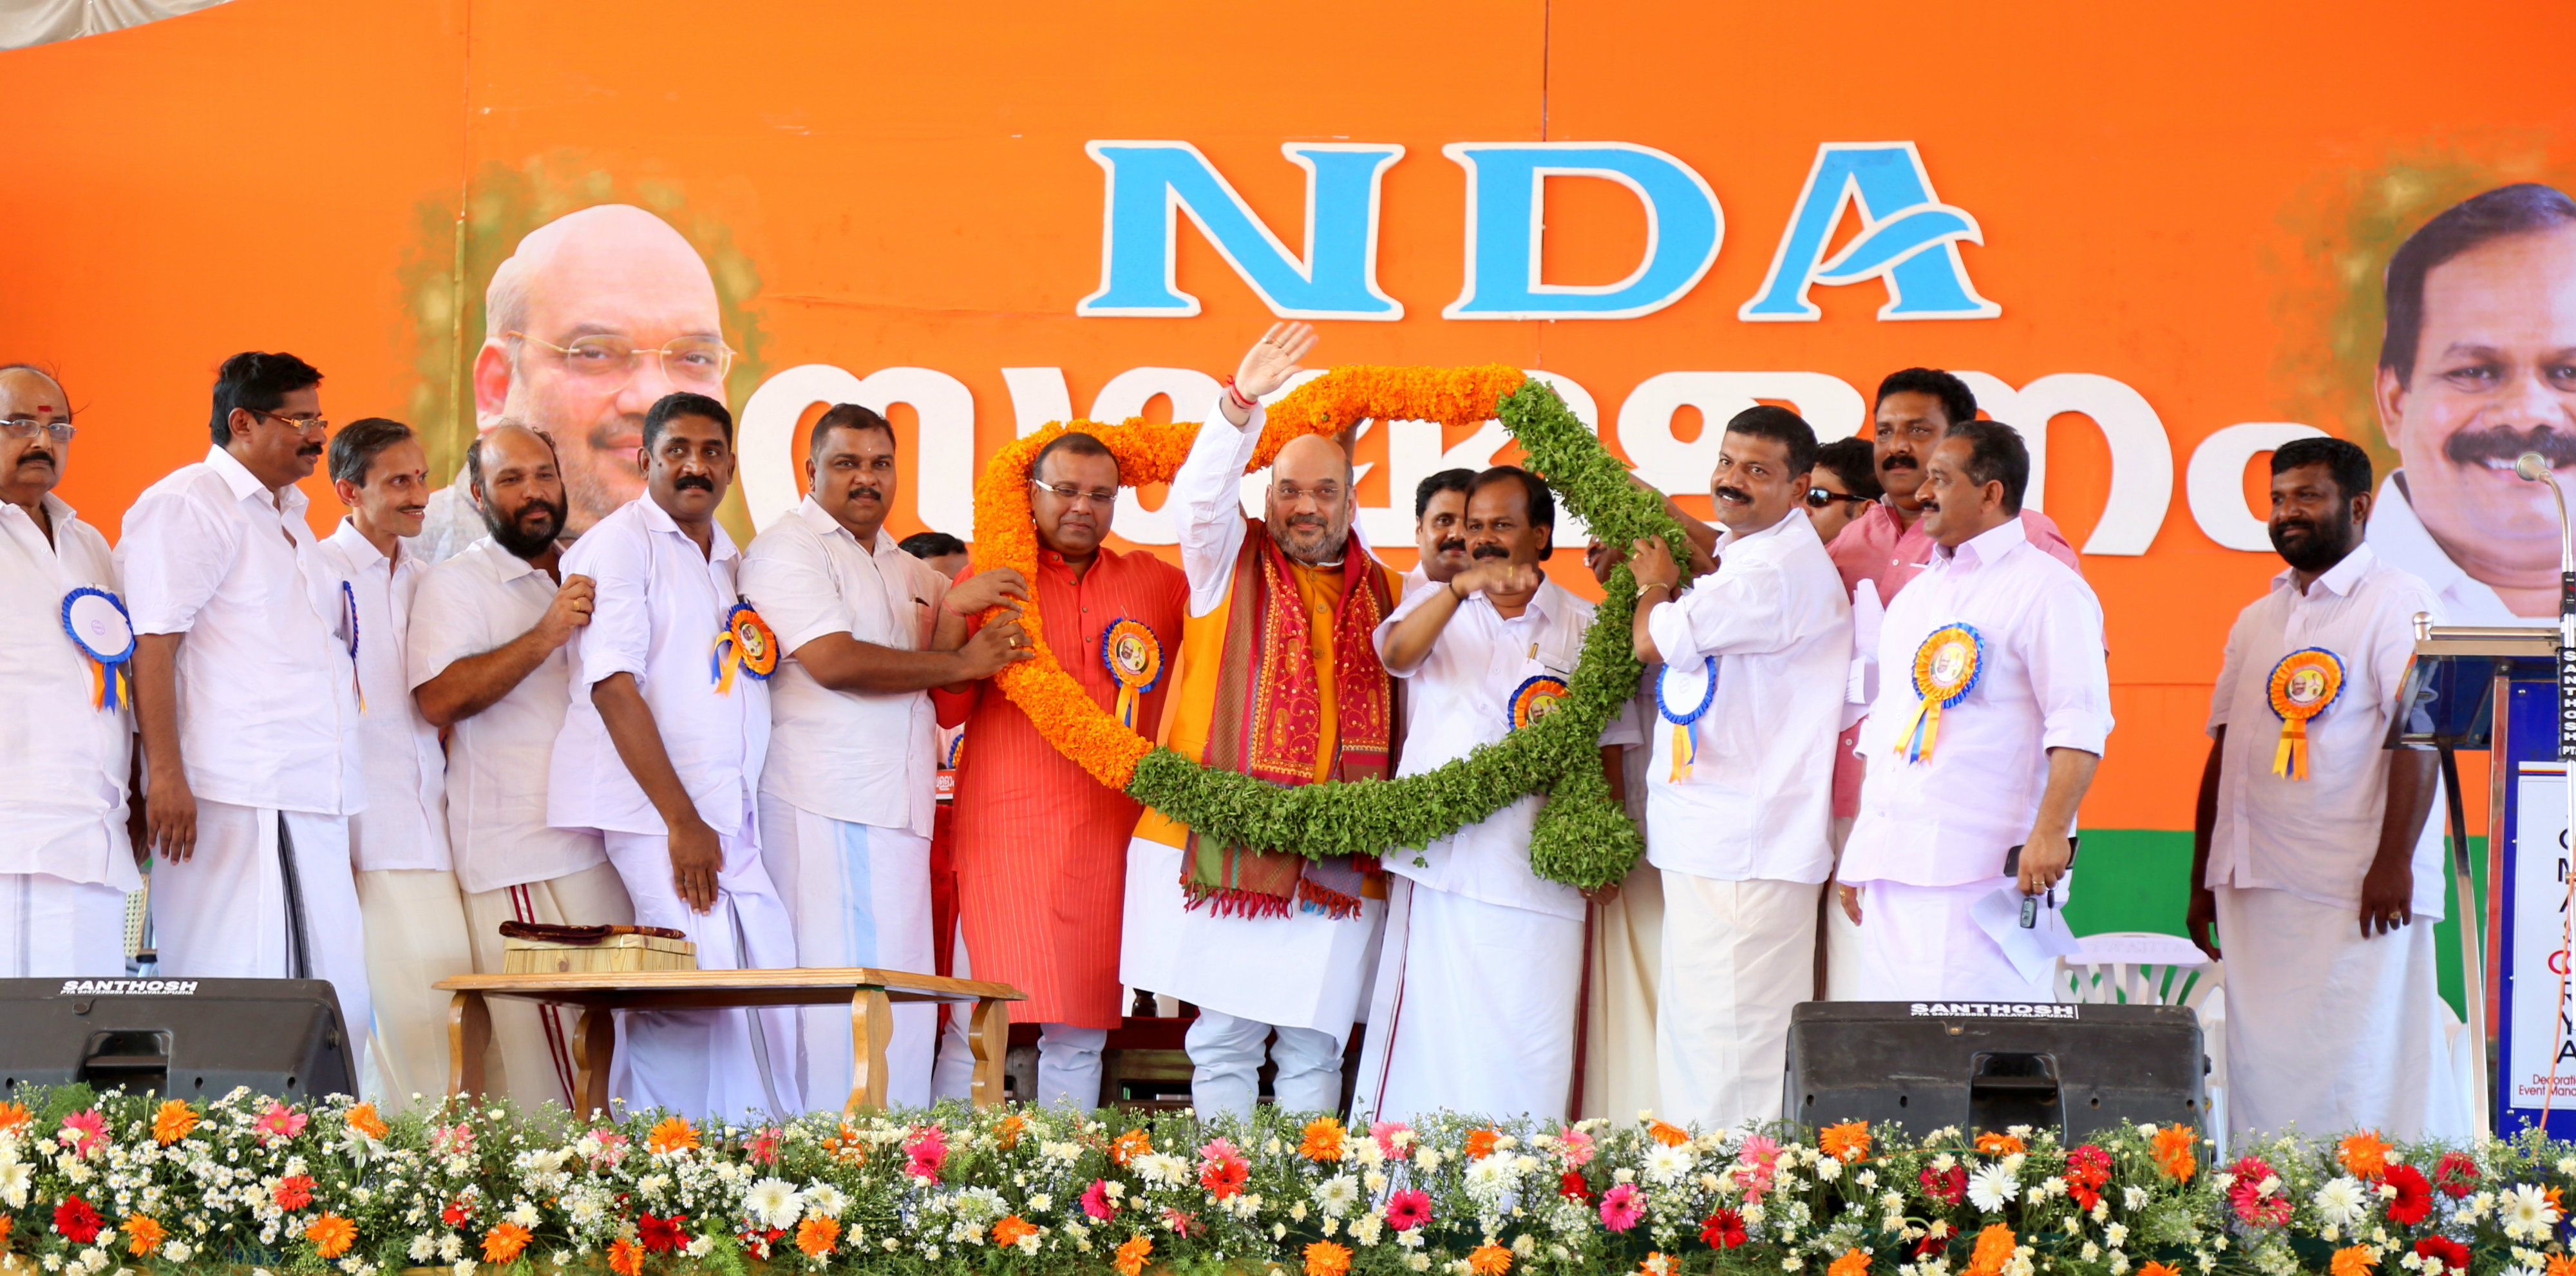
[2329,1244,2378,1276]
[607,1238,643,1276]
[346,1102,389,1140]
[482,1221,533,1263]
[2151,1123,2198,1182]
[2338,1130,2392,1180]
[992,1215,1039,1248]
[2546,1254,2576,1276]
[150,1100,197,1146]
[1973,1131,2025,1156]
[645,1116,698,1155]
[1827,1249,1871,1276]
[0,1100,29,1134]
[1110,1128,1152,1166]
[1648,1121,1691,1148]
[1965,1224,2017,1276]
[2139,1263,2183,1276]
[1298,1116,1345,1163]
[1465,1128,1502,1159]
[995,1112,1027,1150]
[1305,1239,1353,1276]
[303,1214,355,1259]
[795,1217,840,1257]
[121,1215,166,1257]
[1468,1242,1513,1275]
[1113,1233,1153,1276]
[1819,1120,1871,1163]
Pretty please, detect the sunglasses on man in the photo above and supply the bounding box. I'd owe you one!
[1806,488,1871,509]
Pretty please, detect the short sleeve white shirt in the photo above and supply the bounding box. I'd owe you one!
[547,499,770,837]
[1376,578,1643,920]
[316,521,451,873]
[1642,508,1850,884]
[2204,543,2448,917]
[116,446,363,815]
[408,538,607,894]
[1842,517,2113,888]
[0,494,138,889]
[740,499,949,838]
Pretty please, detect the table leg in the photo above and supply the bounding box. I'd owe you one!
[969,996,1010,1109]
[446,992,490,1099]
[845,989,893,1114]
[574,1007,614,1118]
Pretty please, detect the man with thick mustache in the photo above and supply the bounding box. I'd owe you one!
[412,423,631,1109]
[1841,419,2112,1000]
[1828,368,2079,599]
[120,352,370,1071]
[1625,406,1849,1133]
[0,365,139,977]
[1121,322,1400,1118]
[742,405,1028,1109]
[547,392,799,1116]
[2363,183,2576,624]
[316,419,473,1112]
[1406,468,1475,592]
[1357,465,1640,1122]
[2188,436,2470,1141]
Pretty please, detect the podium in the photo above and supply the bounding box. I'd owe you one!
[2389,622,2561,1136]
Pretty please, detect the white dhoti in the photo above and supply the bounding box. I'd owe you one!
[460,861,635,1110]
[0,873,129,978]
[1823,815,1866,1001]
[1358,876,1581,1125]
[760,796,938,1111]
[1855,876,2058,1002]
[601,814,802,1119]
[1580,863,1663,1120]
[354,868,476,1112]
[1656,873,1817,1133]
[153,800,371,1081]
[2215,884,2474,1143]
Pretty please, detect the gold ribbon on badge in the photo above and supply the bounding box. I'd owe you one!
[2266,647,2345,781]
[712,602,779,694]
[1893,622,1983,764]
[1655,656,1715,781]
[1100,618,1164,729]
[59,586,135,713]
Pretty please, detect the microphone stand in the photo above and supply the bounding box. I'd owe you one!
[2516,454,2576,1131]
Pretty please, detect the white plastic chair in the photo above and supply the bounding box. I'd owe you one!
[2054,931,2228,1154]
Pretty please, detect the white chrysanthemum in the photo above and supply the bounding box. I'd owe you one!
[1465,1155,1517,1205]
[0,1161,27,1208]
[1314,1175,1359,1217]
[1134,1152,1188,1186]
[2503,1183,2564,1241]
[743,1177,803,1230]
[802,1183,849,1219]
[1644,1143,1694,1185]
[2311,1177,2369,1228]
[1967,1163,2020,1213]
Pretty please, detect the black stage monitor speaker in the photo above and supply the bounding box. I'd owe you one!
[0,978,356,1101]
[1784,1000,2206,1141]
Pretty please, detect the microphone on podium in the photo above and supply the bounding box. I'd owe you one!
[2510,451,2576,761]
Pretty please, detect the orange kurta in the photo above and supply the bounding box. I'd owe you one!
[936,545,1188,1028]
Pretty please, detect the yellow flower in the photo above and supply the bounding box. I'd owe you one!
[1468,1243,1513,1275]
[149,1100,197,1146]
[303,1214,355,1260]
[121,1215,166,1257]
[482,1221,533,1263]
[1819,1120,1871,1163]
[795,1217,840,1257]
[1305,1239,1353,1276]
[645,1116,698,1155]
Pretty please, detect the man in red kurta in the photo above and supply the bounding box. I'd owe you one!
[935,430,1186,1109]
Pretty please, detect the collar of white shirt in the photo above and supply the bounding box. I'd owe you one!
[633,492,741,563]
[203,443,307,517]
[326,517,403,573]
[6,491,79,537]
[1711,505,1810,556]
[792,496,897,556]
[2271,540,2378,600]
[1930,513,2028,571]
[482,536,548,584]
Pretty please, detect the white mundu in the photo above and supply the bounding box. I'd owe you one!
[1842,517,2112,1001]
[2205,542,2472,1141]
[549,497,799,1119]
[1356,576,1642,1125]
[741,497,956,1110]
[409,536,629,1110]
[0,493,138,976]
[1643,506,1849,1133]
[118,446,370,1064]
[317,519,473,1112]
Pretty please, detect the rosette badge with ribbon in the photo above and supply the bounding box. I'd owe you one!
[59,586,135,713]
[712,602,779,694]
[1895,622,1984,763]
[1508,674,1569,732]
[1101,619,1164,729]
[2266,647,2345,781]
[1656,656,1716,780]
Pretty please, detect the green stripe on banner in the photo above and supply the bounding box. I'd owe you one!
[2064,828,2489,1021]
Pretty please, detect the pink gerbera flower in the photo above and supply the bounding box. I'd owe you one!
[253,1100,308,1146]
[1600,1183,1645,1232]
[1557,1126,1596,1168]
[57,1109,104,1158]
[1385,1188,1432,1231]
[1197,1138,1249,1199]
[1370,1121,1415,1160]
[902,1124,948,1183]
[1081,1178,1117,1221]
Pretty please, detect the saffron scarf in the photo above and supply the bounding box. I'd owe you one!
[1184,522,1397,919]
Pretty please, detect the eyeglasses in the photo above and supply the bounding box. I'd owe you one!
[509,332,732,386]
[251,410,329,434]
[1030,480,1119,509]
[1806,488,1871,509]
[0,418,73,443]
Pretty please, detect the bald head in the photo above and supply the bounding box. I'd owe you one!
[484,205,717,345]
[1265,433,1356,564]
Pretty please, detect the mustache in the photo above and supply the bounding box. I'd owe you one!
[15,452,52,467]
[2445,425,2576,468]
[1470,543,1511,560]
[296,444,324,459]
[1434,537,1467,555]
[844,485,884,503]
[672,474,716,493]
[1713,485,1750,504]
[1880,453,1918,472]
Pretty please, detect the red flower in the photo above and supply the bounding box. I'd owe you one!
[2413,1235,2471,1274]
[2383,1164,2433,1226]
[1914,1232,1950,1259]
[273,1175,315,1210]
[1557,1171,1593,1203]
[1920,1164,1967,1205]
[2433,1152,2479,1199]
[638,1213,689,1254]
[52,1197,102,1244]
[440,1200,469,1227]
[1700,1208,1747,1250]
[1385,1189,1432,1232]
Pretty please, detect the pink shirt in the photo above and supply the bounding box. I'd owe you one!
[1824,502,2082,820]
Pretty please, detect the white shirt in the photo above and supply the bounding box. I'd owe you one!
[408,537,607,894]
[2363,471,2531,627]
[2205,543,2448,917]
[1842,517,2114,888]
[1376,577,1643,920]
[547,498,770,837]
[117,446,363,815]
[740,499,949,837]
[1642,508,1850,884]
[0,493,138,889]
[314,520,452,873]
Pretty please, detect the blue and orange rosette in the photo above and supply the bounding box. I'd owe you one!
[712,602,779,694]
[1656,656,1717,781]
[1893,622,1983,764]
[2266,647,2345,781]
[58,586,135,714]
[1509,674,1570,732]
[1100,618,1164,729]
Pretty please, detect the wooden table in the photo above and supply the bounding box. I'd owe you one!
[434,968,1025,1114]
